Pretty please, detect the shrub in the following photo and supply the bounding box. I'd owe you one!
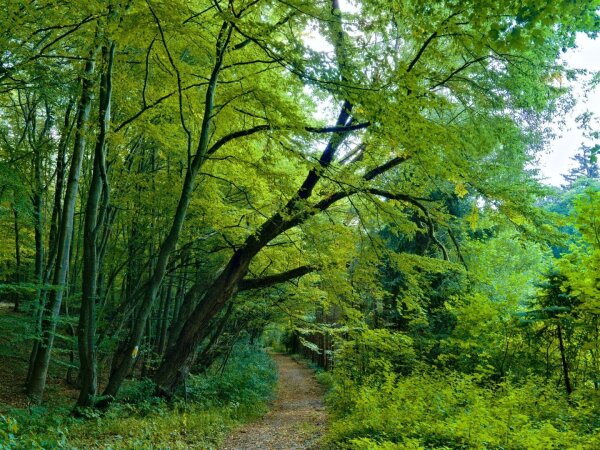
[325,370,600,449]
[0,414,67,449]
[334,329,416,384]
[187,344,277,411]
[4,345,278,449]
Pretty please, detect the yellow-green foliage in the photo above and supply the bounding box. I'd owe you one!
[335,329,416,383]
[562,189,600,314]
[325,371,600,449]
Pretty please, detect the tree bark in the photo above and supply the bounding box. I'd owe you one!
[27,100,73,386]
[157,282,172,355]
[76,42,115,408]
[12,205,21,312]
[31,104,52,317]
[557,322,573,395]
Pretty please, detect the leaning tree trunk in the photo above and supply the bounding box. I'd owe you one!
[100,21,232,401]
[26,49,98,403]
[152,1,354,393]
[153,245,258,394]
[153,96,353,395]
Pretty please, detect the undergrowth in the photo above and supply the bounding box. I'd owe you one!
[0,344,277,449]
[322,370,600,450]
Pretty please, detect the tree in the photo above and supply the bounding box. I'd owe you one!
[26,47,99,402]
[1,0,598,407]
[151,0,600,395]
[564,112,600,185]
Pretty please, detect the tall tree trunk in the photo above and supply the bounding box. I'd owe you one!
[166,278,202,351]
[166,252,191,350]
[26,49,99,403]
[76,42,115,408]
[557,322,573,395]
[27,101,73,385]
[156,282,172,355]
[12,205,21,312]
[31,104,52,316]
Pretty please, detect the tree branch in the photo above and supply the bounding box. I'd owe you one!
[114,83,208,132]
[430,56,489,91]
[407,31,437,73]
[305,122,370,134]
[238,265,317,291]
[308,156,414,213]
[294,100,353,201]
[206,125,272,156]
[447,227,467,269]
[406,10,464,73]
[147,1,193,160]
[366,188,449,260]
[364,155,411,180]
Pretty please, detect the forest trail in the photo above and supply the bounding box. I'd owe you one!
[221,353,328,450]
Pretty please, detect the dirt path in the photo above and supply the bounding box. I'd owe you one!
[221,353,328,450]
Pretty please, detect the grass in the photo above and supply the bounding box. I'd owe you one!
[65,402,262,449]
[2,399,268,449]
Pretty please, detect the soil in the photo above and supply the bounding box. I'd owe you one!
[221,353,328,450]
[0,307,79,411]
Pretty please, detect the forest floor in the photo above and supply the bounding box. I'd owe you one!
[0,306,328,449]
[221,353,328,450]
[0,303,78,411]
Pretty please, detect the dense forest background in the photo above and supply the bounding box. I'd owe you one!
[1,0,600,448]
